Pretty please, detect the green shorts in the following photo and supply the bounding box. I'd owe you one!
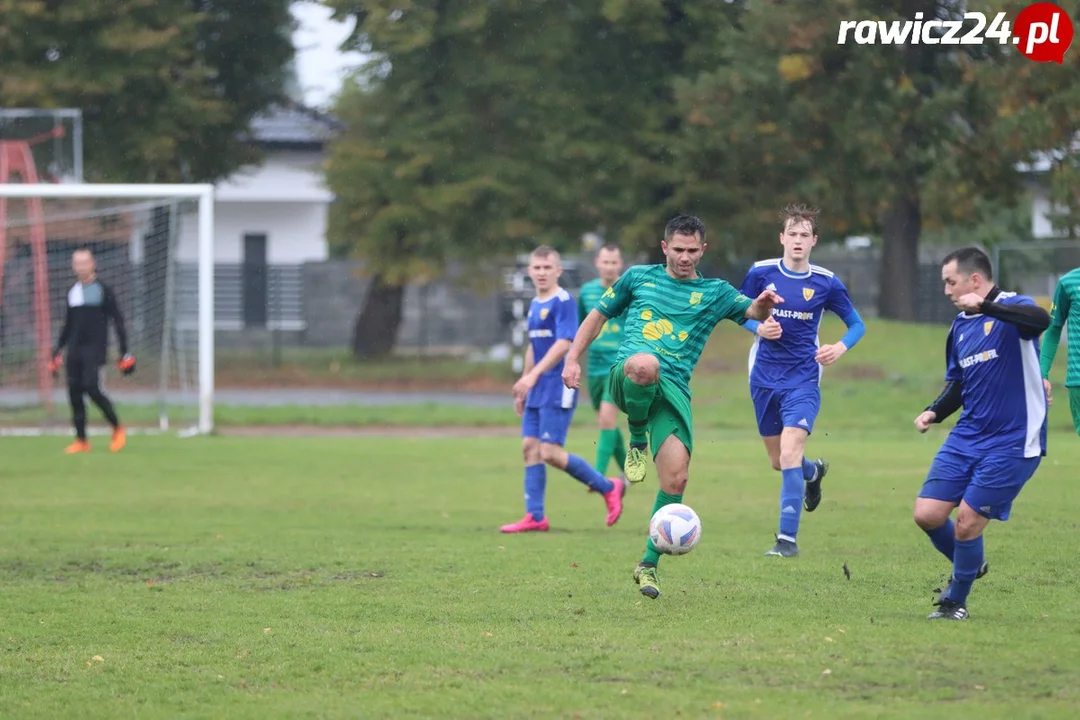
[606,358,693,458]
[587,374,613,411]
[1070,387,1080,436]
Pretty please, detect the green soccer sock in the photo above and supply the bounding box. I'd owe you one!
[595,428,618,475]
[642,490,684,566]
[621,375,657,445]
[613,428,627,471]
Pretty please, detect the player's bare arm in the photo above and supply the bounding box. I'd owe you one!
[563,308,607,389]
[513,346,536,416]
[513,339,571,399]
[744,289,784,321]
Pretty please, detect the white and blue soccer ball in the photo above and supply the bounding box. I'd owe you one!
[648,503,702,555]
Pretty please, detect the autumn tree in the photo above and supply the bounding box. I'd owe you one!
[0,0,296,182]
[675,0,1079,319]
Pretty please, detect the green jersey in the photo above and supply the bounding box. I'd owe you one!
[578,278,626,377]
[596,264,753,396]
[1041,267,1080,387]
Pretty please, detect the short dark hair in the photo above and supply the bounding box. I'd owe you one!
[781,203,820,235]
[596,242,621,257]
[942,246,993,281]
[664,215,706,244]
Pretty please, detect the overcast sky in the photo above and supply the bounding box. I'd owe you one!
[291,2,366,110]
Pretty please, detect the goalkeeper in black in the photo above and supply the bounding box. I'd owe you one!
[48,248,136,453]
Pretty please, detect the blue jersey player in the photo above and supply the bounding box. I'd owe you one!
[913,247,1050,620]
[503,246,626,534]
[738,205,866,558]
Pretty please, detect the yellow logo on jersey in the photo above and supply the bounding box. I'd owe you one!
[984,320,994,335]
[540,308,549,320]
[641,318,688,343]
[641,309,653,320]
[803,288,815,301]
[642,319,673,341]
[602,286,616,300]
[689,291,702,305]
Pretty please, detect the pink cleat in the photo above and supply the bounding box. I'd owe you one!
[604,477,626,527]
[500,515,550,533]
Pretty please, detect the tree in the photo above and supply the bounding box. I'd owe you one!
[323,0,744,355]
[672,0,1079,319]
[323,0,631,357]
[0,0,296,182]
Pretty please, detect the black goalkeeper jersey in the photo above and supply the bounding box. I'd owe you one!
[54,279,128,365]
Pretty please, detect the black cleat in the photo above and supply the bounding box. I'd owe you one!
[765,536,799,558]
[803,458,828,512]
[928,599,969,620]
[936,561,989,604]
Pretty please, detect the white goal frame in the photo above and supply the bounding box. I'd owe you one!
[0,183,215,434]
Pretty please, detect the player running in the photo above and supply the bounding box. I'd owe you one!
[48,248,136,454]
[913,247,1049,620]
[738,204,866,558]
[501,246,626,533]
[577,243,629,480]
[1040,267,1080,436]
[563,215,782,599]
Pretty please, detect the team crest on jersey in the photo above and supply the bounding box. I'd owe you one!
[688,291,702,305]
[984,320,994,335]
[540,308,549,320]
[802,288,815,301]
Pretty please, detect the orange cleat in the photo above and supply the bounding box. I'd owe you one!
[110,426,126,452]
[64,440,91,454]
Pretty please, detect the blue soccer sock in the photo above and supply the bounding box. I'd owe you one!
[524,463,547,520]
[801,457,816,480]
[923,518,956,562]
[778,467,804,540]
[946,536,984,605]
[565,454,615,494]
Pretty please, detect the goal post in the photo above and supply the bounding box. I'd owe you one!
[0,183,215,435]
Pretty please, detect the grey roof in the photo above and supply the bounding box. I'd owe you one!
[248,104,341,147]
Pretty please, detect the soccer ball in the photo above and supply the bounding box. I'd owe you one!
[648,503,702,556]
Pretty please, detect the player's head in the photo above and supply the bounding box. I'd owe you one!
[594,243,623,284]
[941,246,994,306]
[72,247,96,283]
[527,245,562,294]
[662,215,707,280]
[779,203,819,263]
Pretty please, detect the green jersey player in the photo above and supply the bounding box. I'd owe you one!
[577,243,629,478]
[1040,267,1080,435]
[563,215,783,599]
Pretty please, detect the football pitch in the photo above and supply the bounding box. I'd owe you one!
[2,429,1079,719]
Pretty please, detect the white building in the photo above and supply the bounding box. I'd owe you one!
[177,104,339,332]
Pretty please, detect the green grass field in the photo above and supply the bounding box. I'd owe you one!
[2,433,1079,719]
[3,318,1079,718]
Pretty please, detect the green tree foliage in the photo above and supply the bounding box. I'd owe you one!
[0,0,295,182]
[323,0,742,355]
[673,0,1080,319]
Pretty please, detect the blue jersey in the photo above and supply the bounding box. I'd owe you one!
[739,259,857,388]
[526,288,579,409]
[942,292,1048,459]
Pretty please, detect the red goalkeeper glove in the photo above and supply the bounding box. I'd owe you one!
[117,354,136,376]
[48,353,63,377]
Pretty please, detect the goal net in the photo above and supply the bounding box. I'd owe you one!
[0,184,215,435]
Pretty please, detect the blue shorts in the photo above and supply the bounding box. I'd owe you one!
[750,384,821,436]
[521,406,575,446]
[919,450,1041,522]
